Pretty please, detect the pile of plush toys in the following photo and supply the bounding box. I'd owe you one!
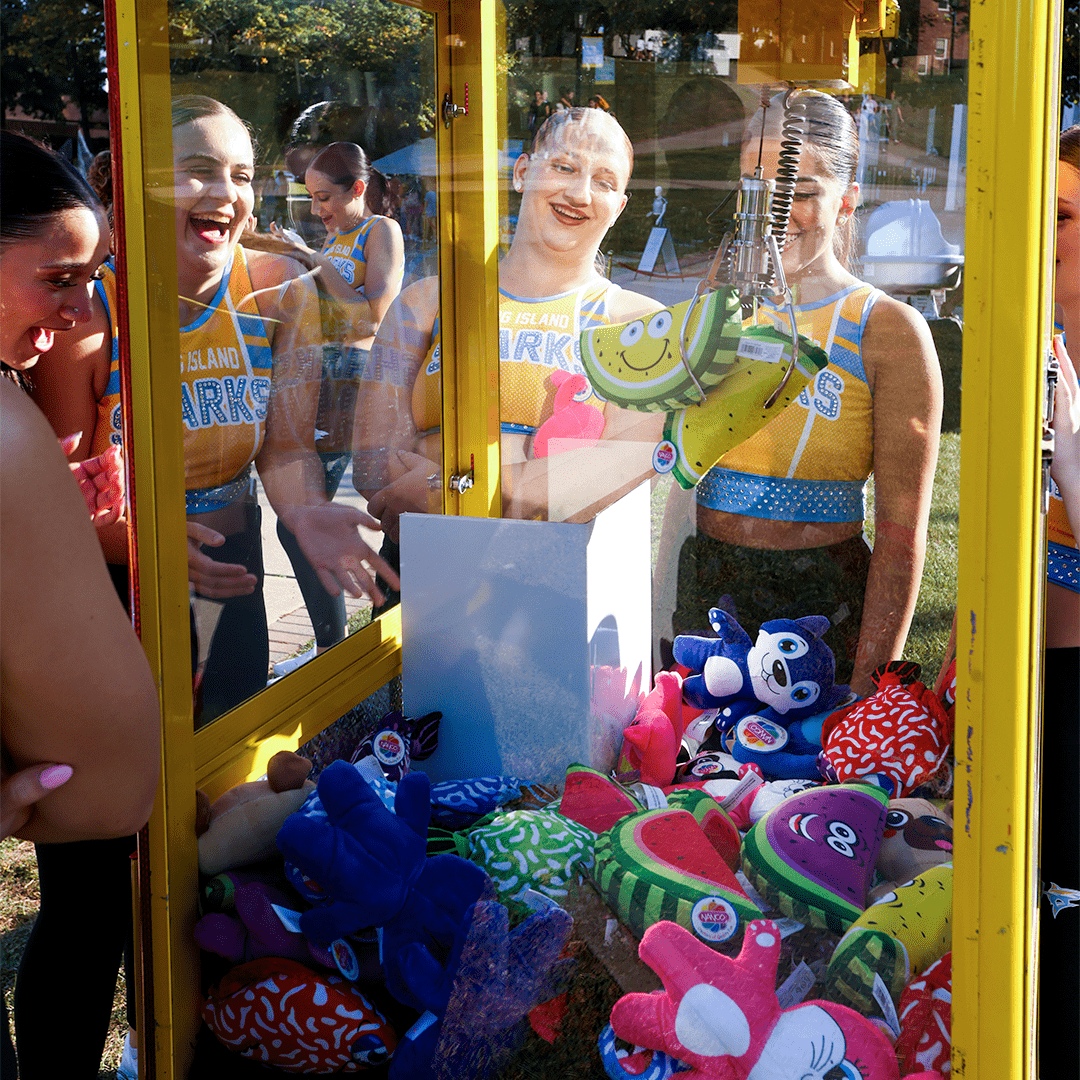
[193,610,958,1078]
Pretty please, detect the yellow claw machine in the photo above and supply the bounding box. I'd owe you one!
[99,0,1067,1075]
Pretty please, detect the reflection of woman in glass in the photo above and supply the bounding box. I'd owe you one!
[352,107,664,556]
[33,96,398,723]
[1039,124,1080,1079]
[664,91,942,693]
[1,132,160,1080]
[265,142,405,673]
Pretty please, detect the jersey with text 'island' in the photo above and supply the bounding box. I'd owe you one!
[91,246,274,501]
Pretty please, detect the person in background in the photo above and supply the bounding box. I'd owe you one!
[266,141,405,673]
[352,106,665,599]
[659,91,942,693]
[0,129,160,1080]
[422,179,438,245]
[32,97,400,726]
[1038,123,1080,1079]
[527,88,552,135]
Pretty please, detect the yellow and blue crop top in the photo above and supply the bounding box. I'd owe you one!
[92,246,274,513]
[321,216,401,294]
[696,282,881,524]
[409,279,626,437]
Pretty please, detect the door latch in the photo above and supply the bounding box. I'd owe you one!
[448,454,475,495]
[1041,348,1059,514]
[442,86,468,127]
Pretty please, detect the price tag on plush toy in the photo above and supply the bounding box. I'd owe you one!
[872,973,902,1038]
[776,960,817,1009]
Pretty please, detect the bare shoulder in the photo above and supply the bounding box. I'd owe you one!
[372,214,404,243]
[245,246,310,291]
[605,283,666,322]
[396,274,440,325]
[0,380,52,465]
[862,292,939,379]
[855,291,941,397]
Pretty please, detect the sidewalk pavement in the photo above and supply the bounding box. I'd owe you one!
[256,461,380,670]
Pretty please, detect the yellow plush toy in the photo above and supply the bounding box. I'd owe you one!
[824,863,952,1013]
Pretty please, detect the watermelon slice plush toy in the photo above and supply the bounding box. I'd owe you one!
[591,808,760,950]
[558,764,644,834]
[740,782,889,933]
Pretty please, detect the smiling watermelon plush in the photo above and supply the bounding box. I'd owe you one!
[591,808,760,950]
[740,782,889,933]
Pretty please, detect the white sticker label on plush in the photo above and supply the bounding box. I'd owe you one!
[776,961,817,1009]
[639,785,669,810]
[736,337,785,364]
[270,904,304,934]
[735,715,789,753]
[773,917,806,939]
[719,770,763,812]
[652,440,677,474]
[690,897,740,944]
[331,938,360,981]
[872,973,902,1037]
[734,871,768,912]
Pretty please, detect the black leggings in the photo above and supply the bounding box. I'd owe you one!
[14,835,136,1079]
[671,529,871,685]
[275,451,351,650]
[1039,646,1080,1076]
[192,501,268,727]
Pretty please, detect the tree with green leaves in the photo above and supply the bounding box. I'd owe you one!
[1,0,107,137]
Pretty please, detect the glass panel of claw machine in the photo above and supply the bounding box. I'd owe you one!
[489,2,976,1078]
[161,0,441,732]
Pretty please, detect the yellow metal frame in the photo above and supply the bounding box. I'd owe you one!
[951,1,1061,1076]
[108,0,1062,1074]
[111,1,499,1074]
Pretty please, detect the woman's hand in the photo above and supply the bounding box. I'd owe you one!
[1,760,73,840]
[288,503,401,603]
[1050,334,1080,510]
[60,435,125,527]
[268,222,319,271]
[366,450,441,542]
[186,522,257,599]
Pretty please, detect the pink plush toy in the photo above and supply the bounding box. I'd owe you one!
[533,370,606,457]
[611,918,902,1080]
[620,670,687,787]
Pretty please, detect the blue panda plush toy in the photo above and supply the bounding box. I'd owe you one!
[673,609,853,780]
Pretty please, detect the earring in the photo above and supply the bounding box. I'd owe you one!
[514,179,523,192]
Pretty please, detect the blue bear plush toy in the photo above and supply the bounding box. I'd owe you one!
[673,609,852,780]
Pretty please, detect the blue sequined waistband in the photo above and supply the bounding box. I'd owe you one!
[414,422,539,439]
[695,467,866,523]
[186,465,254,515]
[1049,541,1080,594]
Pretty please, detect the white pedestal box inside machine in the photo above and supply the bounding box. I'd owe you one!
[400,483,652,786]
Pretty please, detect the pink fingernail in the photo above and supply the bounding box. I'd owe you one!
[40,764,73,790]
